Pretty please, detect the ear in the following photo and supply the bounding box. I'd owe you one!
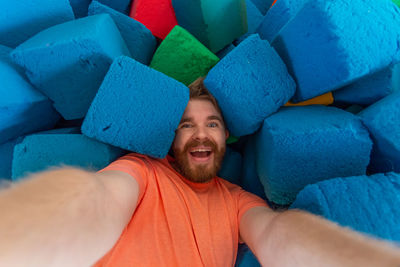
[225,129,229,139]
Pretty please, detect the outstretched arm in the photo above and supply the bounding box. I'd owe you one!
[0,167,139,267]
[240,206,400,267]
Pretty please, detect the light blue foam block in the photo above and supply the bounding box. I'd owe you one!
[235,0,264,44]
[97,0,132,15]
[272,0,400,102]
[241,137,266,199]
[257,0,307,43]
[358,91,400,173]
[82,56,189,158]
[291,172,400,243]
[0,46,59,144]
[249,0,273,15]
[11,14,131,120]
[334,64,400,105]
[255,105,372,205]
[0,0,74,47]
[204,34,295,137]
[11,129,125,180]
[172,0,248,52]
[217,146,242,185]
[88,1,156,65]
[69,0,92,18]
[235,244,261,267]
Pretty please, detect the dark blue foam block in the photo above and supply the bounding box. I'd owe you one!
[97,0,131,15]
[235,244,261,267]
[250,0,273,15]
[88,1,157,65]
[69,0,92,18]
[11,14,131,120]
[257,0,307,43]
[241,137,266,200]
[255,105,372,205]
[216,44,236,59]
[272,0,400,102]
[358,91,400,173]
[334,65,398,105]
[204,34,295,137]
[0,0,74,48]
[394,64,400,92]
[0,137,23,179]
[0,48,60,144]
[12,131,125,180]
[235,0,264,44]
[82,56,189,158]
[218,146,242,185]
[291,172,400,242]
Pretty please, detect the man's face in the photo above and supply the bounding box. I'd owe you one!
[172,99,229,183]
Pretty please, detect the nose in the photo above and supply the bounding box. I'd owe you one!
[192,125,208,141]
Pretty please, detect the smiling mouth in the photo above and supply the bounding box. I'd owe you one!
[189,148,212,161]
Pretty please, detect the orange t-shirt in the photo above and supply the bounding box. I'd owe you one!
[94,153,267,267]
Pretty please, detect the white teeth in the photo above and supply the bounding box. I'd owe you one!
[191,148,211,152]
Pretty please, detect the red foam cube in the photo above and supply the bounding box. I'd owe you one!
[130,0,178,39]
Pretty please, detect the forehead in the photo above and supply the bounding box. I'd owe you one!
[182,99,222,120]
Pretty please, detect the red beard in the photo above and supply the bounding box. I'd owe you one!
[173,139,225,183]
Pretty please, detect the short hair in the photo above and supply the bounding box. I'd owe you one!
[188,77,223,118]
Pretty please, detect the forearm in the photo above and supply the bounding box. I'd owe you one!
[256,209,400,267]
[0,167,132,267]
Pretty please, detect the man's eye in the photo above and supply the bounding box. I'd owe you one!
[208,122,218,128]
[180,123,192,128]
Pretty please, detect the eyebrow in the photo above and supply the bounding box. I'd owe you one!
[179,115,224,124]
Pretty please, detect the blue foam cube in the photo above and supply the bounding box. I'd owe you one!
[204,34,295,137]
[272,0,400,102]
[12,129,125,180]
[11,14,131,120]
[69,0,92,18]
[97,0,131,15]
[256,105,372,205]
[0,0,74,47]
[0,137,23,179]
[218,146,242,185]
[249,0,273,15]
[257,0,307,43]
[358,91,400,173]
[291,172,400,242]
[235,0,264,44]
[0,46,59,144]
[88,1,157,65]
[82,56,189,158]
[334,64,400,105]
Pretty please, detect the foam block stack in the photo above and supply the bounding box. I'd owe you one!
[12,128,124,180]
[291,172,400,242]
[0,0,74,48]
[11,14,131,120]
[82,56,189,158]
[204,34,296,137]
[88,1,156,65]
[255,105,372,205]
[150,26,219,86]
[271,0,400,102]
[359,91,400,173]
[172,0,247,52]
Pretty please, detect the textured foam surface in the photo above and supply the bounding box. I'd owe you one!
[11,14,131,120]
[291,172,400,242]
[272,0,400,102]
[89,1,156,65]
[249,0,273,15]
[358,91,400,173]
[82,56,189,158]
[217,146,242,185]
[0,46,59,144]
[235,0,264,44]
[204,34,296,137]
[130,0,177,39]
[334,65,399,105]
[97,0,132,14]
[69,0,92,18]
[235,244,261,267]
[150,26,219,86]
[0,0,74,48]
[241,137,267,199]
[12,131,124,180]
[257,0,307,43]
[256,105,372,205]
[172,0,247,52]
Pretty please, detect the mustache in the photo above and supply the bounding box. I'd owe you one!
[183,139,217,152]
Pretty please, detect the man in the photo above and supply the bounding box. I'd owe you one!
[0,78,400,267]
